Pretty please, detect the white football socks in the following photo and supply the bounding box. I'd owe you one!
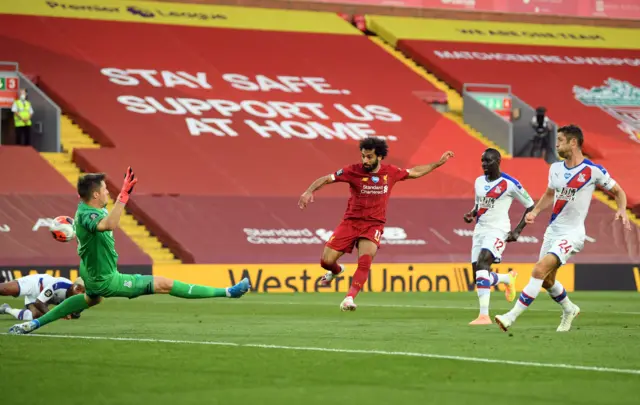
[476,270,491,316]
[509,277,544,319]
[547,281,573,311]
[7,308,33,321]
[490,272,510,285]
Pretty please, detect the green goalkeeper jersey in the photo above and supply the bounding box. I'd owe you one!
[74,202,118,286]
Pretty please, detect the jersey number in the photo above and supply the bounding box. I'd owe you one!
[494,238,505,252]
[558,240,572,254]
[374,229,382,242]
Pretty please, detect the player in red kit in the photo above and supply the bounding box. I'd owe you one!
[298,137,454,311]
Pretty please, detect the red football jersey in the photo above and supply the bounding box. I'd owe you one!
[331,163,410,223]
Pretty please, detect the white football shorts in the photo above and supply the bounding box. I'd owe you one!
[471,228,508,264]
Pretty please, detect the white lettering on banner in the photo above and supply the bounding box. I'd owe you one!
[317,227,427,245]
[222,74,343,94]
[32,218,54,232]
[244,228,324,244]
[101,68,212,89]
[243,227,426,245]
[433,51,640,66]
[102,67,404,141]
[452,228,540,243]
[186,118,238,137]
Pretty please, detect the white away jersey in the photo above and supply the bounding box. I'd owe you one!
[21,274,73,305]
[474,173,535,233]
[547,159,616,236]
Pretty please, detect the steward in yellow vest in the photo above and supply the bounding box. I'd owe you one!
[12,89,33,146]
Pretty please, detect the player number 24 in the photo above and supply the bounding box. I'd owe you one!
[558,240,572,254]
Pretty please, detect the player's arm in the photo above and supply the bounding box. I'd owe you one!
[507,206,534,242]
[96,202,126,231]
[26,303,45,319]
[298,168,347,209]
[506,183,536,241]
[608,183,631,230]
[525,187,555,224]
[406,151,454,179]
[33,285,55,316]
[463,204,478,223]
[96,167,137,231]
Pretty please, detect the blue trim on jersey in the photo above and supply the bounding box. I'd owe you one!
[52,282,72,292]
[583,159,607,174]
[500,172,522,189]
[563,159,585,170]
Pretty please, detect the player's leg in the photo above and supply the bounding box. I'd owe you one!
[341,230,379,311]
[495,236,582,332]
[543,265,580,332]
[0,280,20,297]
[319,246,345,286]
[151,275,251,298]
[470,249,495,325]
[319,222,353,286]
[494,253,558,332]
[1,280,32,318]
[8,294,100,335]
[469,232,514,325]
[1,302,42,321]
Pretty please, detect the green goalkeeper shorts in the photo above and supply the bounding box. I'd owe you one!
[86,273,155,299]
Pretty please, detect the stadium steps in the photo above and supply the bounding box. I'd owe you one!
[41,115,181,265]
[369,36,640,222]
[369,37,509,157]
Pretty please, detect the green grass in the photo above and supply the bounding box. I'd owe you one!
[1,292,639,405]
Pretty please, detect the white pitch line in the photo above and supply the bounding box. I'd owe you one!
[225,299,640,316]
[1,332,639,376]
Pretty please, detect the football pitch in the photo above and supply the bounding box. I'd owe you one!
[1,292,638,405]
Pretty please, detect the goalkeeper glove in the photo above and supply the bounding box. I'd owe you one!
[117,166,138,204]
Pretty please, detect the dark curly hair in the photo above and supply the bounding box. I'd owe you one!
[359,137,388,159]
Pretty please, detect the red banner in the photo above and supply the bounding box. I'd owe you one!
[132,195,640,264]
[398,40,640,208]
[309,0,640,19]
[0,195,152,266]
[0,15,551,199]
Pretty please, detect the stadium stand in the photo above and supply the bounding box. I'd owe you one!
[0,146,151,267]
[366,16,640,214]
[0,6,637,265]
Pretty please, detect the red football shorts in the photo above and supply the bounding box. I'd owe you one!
[325,219,384,253]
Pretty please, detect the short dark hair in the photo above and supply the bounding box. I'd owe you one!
[359,137,388,159]
[77,173,106,201]
[483,148,501,161]
[558,124,584,148]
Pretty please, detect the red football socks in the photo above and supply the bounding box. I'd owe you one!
[347,254,372,298]
[321,259,342,275]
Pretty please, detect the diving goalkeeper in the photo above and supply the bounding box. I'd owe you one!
[9,167,250,335]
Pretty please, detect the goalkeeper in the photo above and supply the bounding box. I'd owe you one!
[9,167,250,335]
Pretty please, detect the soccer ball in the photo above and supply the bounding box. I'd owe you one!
[50,216,75,242]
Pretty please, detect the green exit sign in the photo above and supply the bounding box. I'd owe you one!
[0,76,18,90]
[469,92,512,121]
[474,94,511,110]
